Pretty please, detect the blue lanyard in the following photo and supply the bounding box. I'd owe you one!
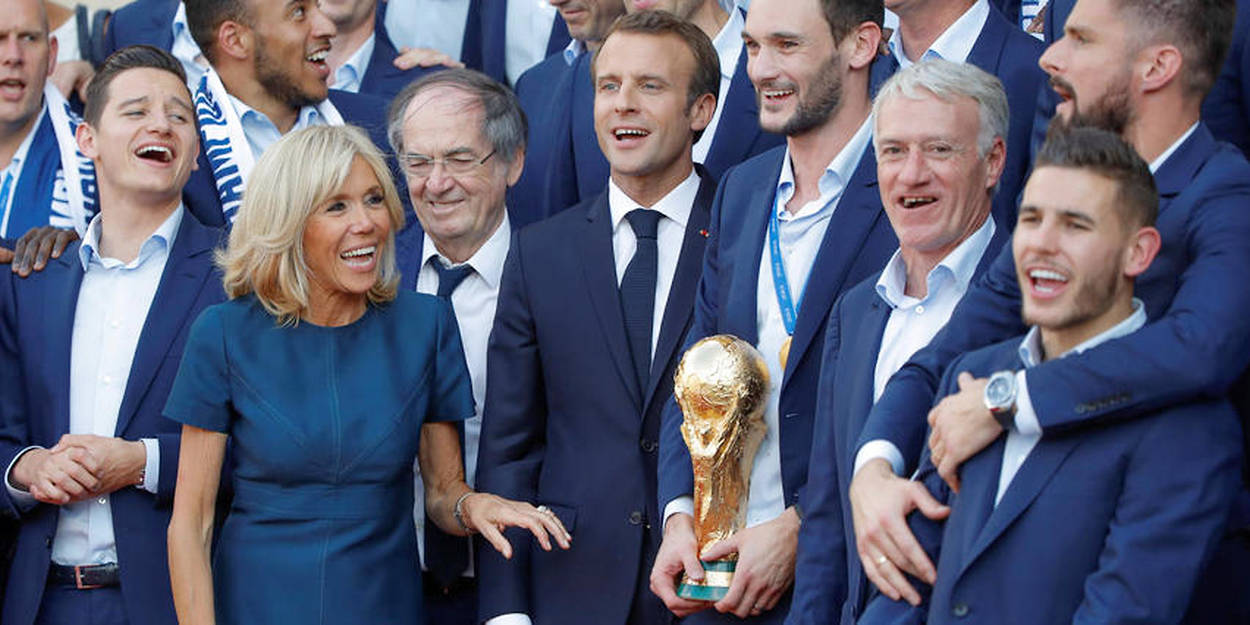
[768,193,801,336]
[0,170,14,239]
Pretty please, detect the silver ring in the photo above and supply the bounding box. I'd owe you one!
[536,505,552,514]
[875,555,889,566]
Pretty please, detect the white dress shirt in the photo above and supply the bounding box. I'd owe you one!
[385,0,471,62]
[331,32,376,94]
[172,2,209,90]
[506,0,559,86]
[412,213,510,578]
[608,172,698,352]
[663,118,874,528]
[3,206,181,565]
[691,8,744,165]
[227,95,328,162]
[887,0,989,68]
[997,300,1146,504]
[853,218,995,477]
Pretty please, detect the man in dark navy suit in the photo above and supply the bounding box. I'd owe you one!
[857,126,1243,625]
[476,11,719,625]
[178,0,404,229]
[559,0,784,216]
[0,45,225,625]
[787,60,1011,625]
[849,2,1250,621]
[318,0,433,101]
[650,0,898,622]
[872,0,1048,228]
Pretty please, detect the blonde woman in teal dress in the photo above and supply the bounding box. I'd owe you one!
[165,126,569,625]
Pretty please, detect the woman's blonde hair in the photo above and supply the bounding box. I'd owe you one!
[217,125,405,324]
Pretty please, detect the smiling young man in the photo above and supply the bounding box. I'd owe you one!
[179,0,399,228]
[476,10,718,625]
[857,126,1243,625]
[0,45,225,625]
[850,2,1250,617]
[649,0,899,622]
[786,59,1010,625]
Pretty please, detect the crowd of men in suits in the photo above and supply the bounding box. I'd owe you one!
[1,0,1249,624]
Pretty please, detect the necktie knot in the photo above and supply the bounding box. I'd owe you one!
[433,261,474,299]
[626,209,661,241]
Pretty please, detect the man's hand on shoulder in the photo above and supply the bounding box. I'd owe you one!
[927,372,1001,492]
[393,46,464,71]
[3,226,79,277]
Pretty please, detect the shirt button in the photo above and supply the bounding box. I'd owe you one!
[628,511,644,525]
[97,497,107,505]
[915,305,926,315]
[952,602,970,618]
[109,319,120,329]
[101,375,112,385]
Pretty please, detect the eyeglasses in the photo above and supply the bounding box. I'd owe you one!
[400,150,496,178]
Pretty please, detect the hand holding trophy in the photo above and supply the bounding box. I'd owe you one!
[673,335,769,601]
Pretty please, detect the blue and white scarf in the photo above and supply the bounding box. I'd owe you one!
[193,68,344,223]
[45,85,97,235]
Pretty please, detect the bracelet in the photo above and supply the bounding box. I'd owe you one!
[453,492,477,534]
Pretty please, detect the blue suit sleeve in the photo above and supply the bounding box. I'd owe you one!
[788,296,850,625]
[163,305,233,433]
[0,270,29,519]
[429,298,474,424]
[657,173,729,513]
[857,243,1025,475]
[475,233,545,619]
[1072,400,1243,625]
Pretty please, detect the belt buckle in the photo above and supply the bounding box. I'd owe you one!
[74,565,103,590]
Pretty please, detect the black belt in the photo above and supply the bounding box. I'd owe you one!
[422,573,476,597]
[48,562,120,589]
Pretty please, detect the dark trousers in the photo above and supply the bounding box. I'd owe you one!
[424,575,478,625]
[34,583,129,625]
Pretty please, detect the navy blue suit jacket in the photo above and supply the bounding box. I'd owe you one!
[786,224,1007,625]
[468,0,570,87]
[860,123,1250,479]
[1202,0,1250,157]
[98,0,177,54]
[567,43,784,212]
[871,5,1047,229]
[857,337,1243,625]
[359,14,434,101]
[656,142,898,571]
[182,89,408,228]
[0,213,226,625]
[475,172,715,625]
[508,52,581,228]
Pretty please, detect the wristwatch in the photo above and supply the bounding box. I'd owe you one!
[983,370,1018,430]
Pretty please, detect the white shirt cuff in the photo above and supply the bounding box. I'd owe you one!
[1013,371,1041,436]
[663,496,695,528]
[485,614,533,625]
[5,446,42,510]
[139,438,159,494]
[853,440,905,478]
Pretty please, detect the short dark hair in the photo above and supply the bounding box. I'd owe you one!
[84,45,189,126]
[593,10,720,144]
[387,68,528,165]
[1035,125,1158,229]
[184,0,251,65]
[1112,0,1235,97]
[820,0,883,43]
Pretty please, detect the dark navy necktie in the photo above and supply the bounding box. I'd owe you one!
[620,209,662,393]
[425,260,474,589]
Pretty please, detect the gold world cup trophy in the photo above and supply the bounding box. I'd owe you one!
[673,335,769,601]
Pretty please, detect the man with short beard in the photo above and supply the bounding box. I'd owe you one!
[850,0,1250,621]
[650,0,898,622]
[175,0,402,229]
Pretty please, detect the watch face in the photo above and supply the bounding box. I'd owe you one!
[986,375,1012,406]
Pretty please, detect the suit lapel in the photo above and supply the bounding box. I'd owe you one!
[782,149,884,390]
[726,154,784,345]
[705,50,758,175]
[839,297,890,469]
[578,195,643,410]
[115,215,217,436]
[957,435,1083,578]
[43,252,86,436]
[643,173,715,410]
[966,6,1010,75]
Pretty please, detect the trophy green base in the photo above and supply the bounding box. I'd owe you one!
[677,560,736,602]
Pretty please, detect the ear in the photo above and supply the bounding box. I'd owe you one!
[1137,44,1182,95]
[846,21,883,71]
[982,136,1007,192]
[1122,225,1161,278]
[218,19,253,62]
[46,35,58,77]
[505,148,525,187]
[688,91,716,135]
[75,120,98,160]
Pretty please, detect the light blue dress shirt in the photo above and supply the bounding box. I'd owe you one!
[887,0,990,68]
[385,0,470,61]
[331,33,376,94]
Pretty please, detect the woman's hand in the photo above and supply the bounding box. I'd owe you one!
[458,493,572,559]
